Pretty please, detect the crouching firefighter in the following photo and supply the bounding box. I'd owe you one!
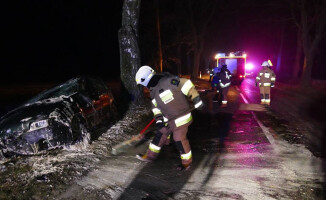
[255,60,276,105]
[135,66,204,170]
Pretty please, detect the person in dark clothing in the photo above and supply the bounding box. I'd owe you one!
[211,67,221,103]
[217,64,231,107]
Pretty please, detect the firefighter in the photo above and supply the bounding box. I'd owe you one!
[217,64,231,107]
[211,66,221,102]
[209,68,214,82]
[255,60,276,105]
[135,65,204,170]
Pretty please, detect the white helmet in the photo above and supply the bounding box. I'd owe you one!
[135,65,155,87]
[262,60,273,67]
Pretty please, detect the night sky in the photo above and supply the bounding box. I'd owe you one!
[1,0,325,85]
[1,1,123,84]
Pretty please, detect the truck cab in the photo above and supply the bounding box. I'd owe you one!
[215,52,246,85]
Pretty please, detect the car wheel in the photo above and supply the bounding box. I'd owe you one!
[71,115,90,146]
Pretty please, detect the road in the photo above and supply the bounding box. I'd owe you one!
[56,78,325,200]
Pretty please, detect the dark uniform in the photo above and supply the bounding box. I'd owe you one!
[144,73,202,169]
[211,74,220,102]
[255,66,276,105]
[217,65,231,106]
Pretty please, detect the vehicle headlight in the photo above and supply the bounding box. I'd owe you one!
[29,120,49,132]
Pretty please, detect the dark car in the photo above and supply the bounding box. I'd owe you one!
[0,76,117,157]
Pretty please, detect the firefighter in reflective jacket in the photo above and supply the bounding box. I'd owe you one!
[135,66,204,170]
[218,64,231,106]
[255,60,276,105]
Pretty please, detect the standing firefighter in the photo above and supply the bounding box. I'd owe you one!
[218,64,231,106]
[211,66,221,102]
[135,66,204,170]
[255,60,276,105]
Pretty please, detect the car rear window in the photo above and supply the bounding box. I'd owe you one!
[25,78,79,104]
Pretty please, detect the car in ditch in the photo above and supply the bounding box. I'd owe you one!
[0,76,117,157]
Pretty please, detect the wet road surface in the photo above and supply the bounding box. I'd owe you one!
[58,78,325,199]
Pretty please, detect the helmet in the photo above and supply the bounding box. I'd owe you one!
[262,60,273,67]
[135,65,155,87]
[213,67,220,75]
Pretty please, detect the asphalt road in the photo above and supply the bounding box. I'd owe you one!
[57,78,325,199]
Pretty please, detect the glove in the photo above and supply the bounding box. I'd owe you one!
[271,83,275,87]
[156,121,166,129]
[193,96,205,110]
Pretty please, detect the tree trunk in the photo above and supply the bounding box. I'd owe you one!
[276,23,285,74]
[155,0,163,72]
[118,0,143,103]
[192,52,201,80]
[293,30,303,79]
[177,45,182,75]
[301,51,315,87]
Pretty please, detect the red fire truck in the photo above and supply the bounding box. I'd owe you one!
[214,51,246,84]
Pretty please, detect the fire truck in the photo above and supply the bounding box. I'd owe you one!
[214,51,246,84]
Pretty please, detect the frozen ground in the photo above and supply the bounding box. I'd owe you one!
[0,102,153,199]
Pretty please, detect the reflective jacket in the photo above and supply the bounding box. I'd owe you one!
[256,67,276,87]
[150,73,200,129]
[218,69,231,88]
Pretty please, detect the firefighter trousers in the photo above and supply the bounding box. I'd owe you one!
[219,86,229,105]
[146,125,192,166]
[259,86,271,104]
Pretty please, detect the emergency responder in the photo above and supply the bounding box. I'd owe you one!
[209,68,214,82]
[135,65,204,170]
[217,64,231,107]
[211,66,221,102]
[255,60,276,105]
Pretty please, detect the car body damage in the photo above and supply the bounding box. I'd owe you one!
[0,76,117,157]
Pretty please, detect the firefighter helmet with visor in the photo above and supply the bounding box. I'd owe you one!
[135,65,155,87]
[261,60,273,67]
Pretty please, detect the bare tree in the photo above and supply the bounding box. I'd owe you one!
[293,29,303,79]
[290,0,326,86]
[118,0,143,103]
[159,0,217,79]
[183,0,217,79]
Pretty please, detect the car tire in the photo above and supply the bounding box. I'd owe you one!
[71,115,90,145]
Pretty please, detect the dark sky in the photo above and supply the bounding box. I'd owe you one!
[1,1,123,84]
[1,0,325,85]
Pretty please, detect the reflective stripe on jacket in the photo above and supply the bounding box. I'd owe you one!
[255,67,276,87]
[150,74,200,128]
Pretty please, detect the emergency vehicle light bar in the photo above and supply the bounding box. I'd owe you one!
[215,52,247,59]
[215,56,246,59]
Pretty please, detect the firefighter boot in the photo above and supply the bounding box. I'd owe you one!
[260,94,265,104]
[177,158,192,171]
[265,94,270,105]
[136,149,158,162]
